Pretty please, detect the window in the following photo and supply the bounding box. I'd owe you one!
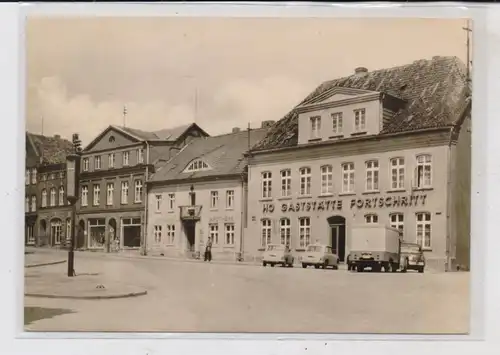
[415,154,432,188]
[331,112,343,134]
[365,214,379,224]
[66,219,72,242]
[26,225,35,245]
[51,220,62,245]
[106,183,114,206]
[31,169,37,184]
[416,212,431,248]
[209,223,219,244]
[49,188,56,207]
[320,165,333,195]
[310,116,321,139]
[365,160,379,191]
[41,189,47,207]
[261,172,272,198]
[121,181,129,204]
[93,184,101,206]
[31,196,36,211]
[94,156,101,170]
[81,186,88,206]
[390,157,405,190]
[25,170,30,185]
[299,217,311,248]
[154,225,162,243]
[168,193,175,211]
[58,186,64,206]
[226,190,234,209]
[210,191,219,209]
[166,224,175,244]
[342,163,355,193]
[25,197,29,212]
[225,223,235,245]
[49,173,55,180]
[59,172,65,179]
[354,108,366,132]
[299,167,312,196]
[280,218,291,246]
[280,169,291,197]
[155,194,162,212]
[185,159,210,172]
[390,213,404,237]
[108,153,115,168]
[123,151,130,166]
[261,219,272,248]
[137,148,144,164]
[82,158,89,172]
[134,180,143,203]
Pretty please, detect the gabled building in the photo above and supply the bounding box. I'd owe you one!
[246,56,472,271]
[146,125,270,260]
[25,133,74,247]
[77,123,209,252]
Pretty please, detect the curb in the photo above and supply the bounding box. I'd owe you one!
[24,290,148,300]
[25,260,67,268]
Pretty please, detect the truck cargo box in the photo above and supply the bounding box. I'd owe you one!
[350,224,400,254]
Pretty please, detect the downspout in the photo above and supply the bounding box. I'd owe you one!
[142,141,151,255]
[239,172,246,262]
[445,97,472,272]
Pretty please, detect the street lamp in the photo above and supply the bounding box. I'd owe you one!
[66,133,82,277]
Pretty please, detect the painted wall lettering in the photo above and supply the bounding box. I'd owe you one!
[349,194,427,209]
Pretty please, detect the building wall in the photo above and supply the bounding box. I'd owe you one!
[247,132,452,270]
[147,179,244,260]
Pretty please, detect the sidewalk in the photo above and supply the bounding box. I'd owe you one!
[25,267,147,300]
[24,252,67,268]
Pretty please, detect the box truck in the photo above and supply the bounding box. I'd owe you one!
[348,224,408,273]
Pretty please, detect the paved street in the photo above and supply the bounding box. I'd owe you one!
[24,251,469,334]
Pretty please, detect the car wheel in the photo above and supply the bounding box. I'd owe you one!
[271,263,275,267]
[401,259,409,273]
[263,261,267,267]
[302,263,307,268]
[323,260,329,269]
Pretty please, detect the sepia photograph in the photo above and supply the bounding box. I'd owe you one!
[23,16,472,334]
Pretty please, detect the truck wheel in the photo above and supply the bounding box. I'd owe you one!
[271,263,275,267]
[356,265,363,273]
[418,267,424,273]
[401,259,409,273]
[383,263,390,272]
[323,260,329,269]
[373,264,382,273]
[391,263,397,272]
[302,263,307,268]
[263,262,267,267]
[314,265,320,269]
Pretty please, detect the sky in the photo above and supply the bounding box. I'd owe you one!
[25,17,469,145]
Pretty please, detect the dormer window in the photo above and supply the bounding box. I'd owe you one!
[185,159,210,173]
[331,112,343,135]
[354,109,366,132]
[310,116,321,139]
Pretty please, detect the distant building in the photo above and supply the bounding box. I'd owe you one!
[146,125,269,261]
[76,124,209,252]
[25,133,74,247]
[246,57,472,271]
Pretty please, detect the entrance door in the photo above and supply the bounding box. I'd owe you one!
[327,216,346,262]
[184,221,196,252]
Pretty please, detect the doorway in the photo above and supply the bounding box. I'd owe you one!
[183,221,196,252]
[327,216,346,262]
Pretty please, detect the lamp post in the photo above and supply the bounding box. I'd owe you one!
[66,133,82,277]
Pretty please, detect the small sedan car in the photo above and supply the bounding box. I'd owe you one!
[400,242,426,273]
[302,244,339,269]
[262,244,295,267]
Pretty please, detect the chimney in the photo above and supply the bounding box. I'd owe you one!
[54,134,60,139]
[354,67,368,77]
[261,120,276,129]
[232,127,241,133]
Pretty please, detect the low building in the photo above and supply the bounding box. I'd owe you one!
[246,57,471,271]
[76,123,208,252]
[25,133,74,247]
[146,126,269,261]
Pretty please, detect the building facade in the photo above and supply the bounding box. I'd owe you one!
[25,133,74,247]
[147,126,270,260]
[77,124,208,252]
[246,57,471,271]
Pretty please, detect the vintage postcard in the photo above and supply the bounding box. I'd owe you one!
[24,16,472,334]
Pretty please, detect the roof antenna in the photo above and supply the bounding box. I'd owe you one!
[123,105,127,128]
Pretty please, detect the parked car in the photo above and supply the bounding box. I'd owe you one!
[400,242,425,273]
[262,244,294,267]
[301,244,339,269]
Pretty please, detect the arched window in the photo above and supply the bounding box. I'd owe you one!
[66,219,72,242]
[280,218,291,246]
[25,196,29,212]
[261,219,272,248]
[41,189,47,207]
[58,186,65,206]
[50,188,56,207]
[365,214,378,224]
[31,195,36,212]
[185,159,210,172]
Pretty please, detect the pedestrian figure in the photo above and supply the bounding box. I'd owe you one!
[204,237,213,262]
